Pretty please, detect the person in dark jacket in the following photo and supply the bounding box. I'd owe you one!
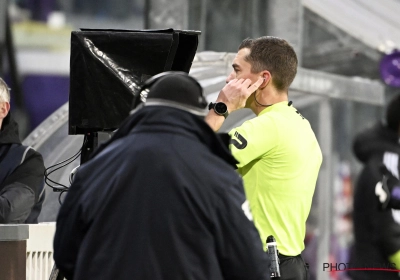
[349,94,400,280]
[0,77,45,223]
[53,72,270,280]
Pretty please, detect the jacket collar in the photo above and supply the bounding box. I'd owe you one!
[0,113,21,145]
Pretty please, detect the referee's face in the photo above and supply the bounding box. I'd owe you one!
[227,48,263,109]
[226,48,260,85]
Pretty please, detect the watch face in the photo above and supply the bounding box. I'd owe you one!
[215,102,227,114]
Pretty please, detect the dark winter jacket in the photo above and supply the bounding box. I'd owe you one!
[349,122,400,280]
[0,113,45,223]
[54,106,270,280]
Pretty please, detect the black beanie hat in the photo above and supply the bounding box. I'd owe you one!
[386,94,400,132]
[140,71,208,116]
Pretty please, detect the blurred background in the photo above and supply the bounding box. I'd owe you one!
[1,0,400,279]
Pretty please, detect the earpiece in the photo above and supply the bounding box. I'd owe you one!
[260,75,267,88]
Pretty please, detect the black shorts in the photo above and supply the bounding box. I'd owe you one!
[278,254,309,280]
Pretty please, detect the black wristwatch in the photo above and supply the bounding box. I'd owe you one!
[209,102,229,119]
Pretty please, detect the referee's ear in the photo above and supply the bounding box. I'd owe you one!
[259,71,271,88]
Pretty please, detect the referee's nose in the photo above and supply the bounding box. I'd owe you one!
[226,71,235,84]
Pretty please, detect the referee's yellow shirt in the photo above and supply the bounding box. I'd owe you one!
[229,101,322,256]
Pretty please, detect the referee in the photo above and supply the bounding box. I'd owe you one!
[206,36,322,280]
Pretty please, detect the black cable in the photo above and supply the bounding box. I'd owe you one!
[44,151,81,190]
[58,190,67,205]
[254,93,273,107]
[254,93,293,107]
[44,148,82,189]
[44,135,88,194]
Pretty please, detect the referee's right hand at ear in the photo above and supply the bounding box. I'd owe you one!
[218,77,264,113]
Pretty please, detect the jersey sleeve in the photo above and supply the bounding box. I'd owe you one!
[229,115,278,169]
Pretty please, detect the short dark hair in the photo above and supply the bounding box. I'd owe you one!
[238,36,298,92]
[386,94,400,132]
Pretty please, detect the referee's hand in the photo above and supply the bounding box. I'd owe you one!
[217,77,264,113]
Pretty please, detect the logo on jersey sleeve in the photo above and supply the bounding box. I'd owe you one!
[231,131,247,149]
